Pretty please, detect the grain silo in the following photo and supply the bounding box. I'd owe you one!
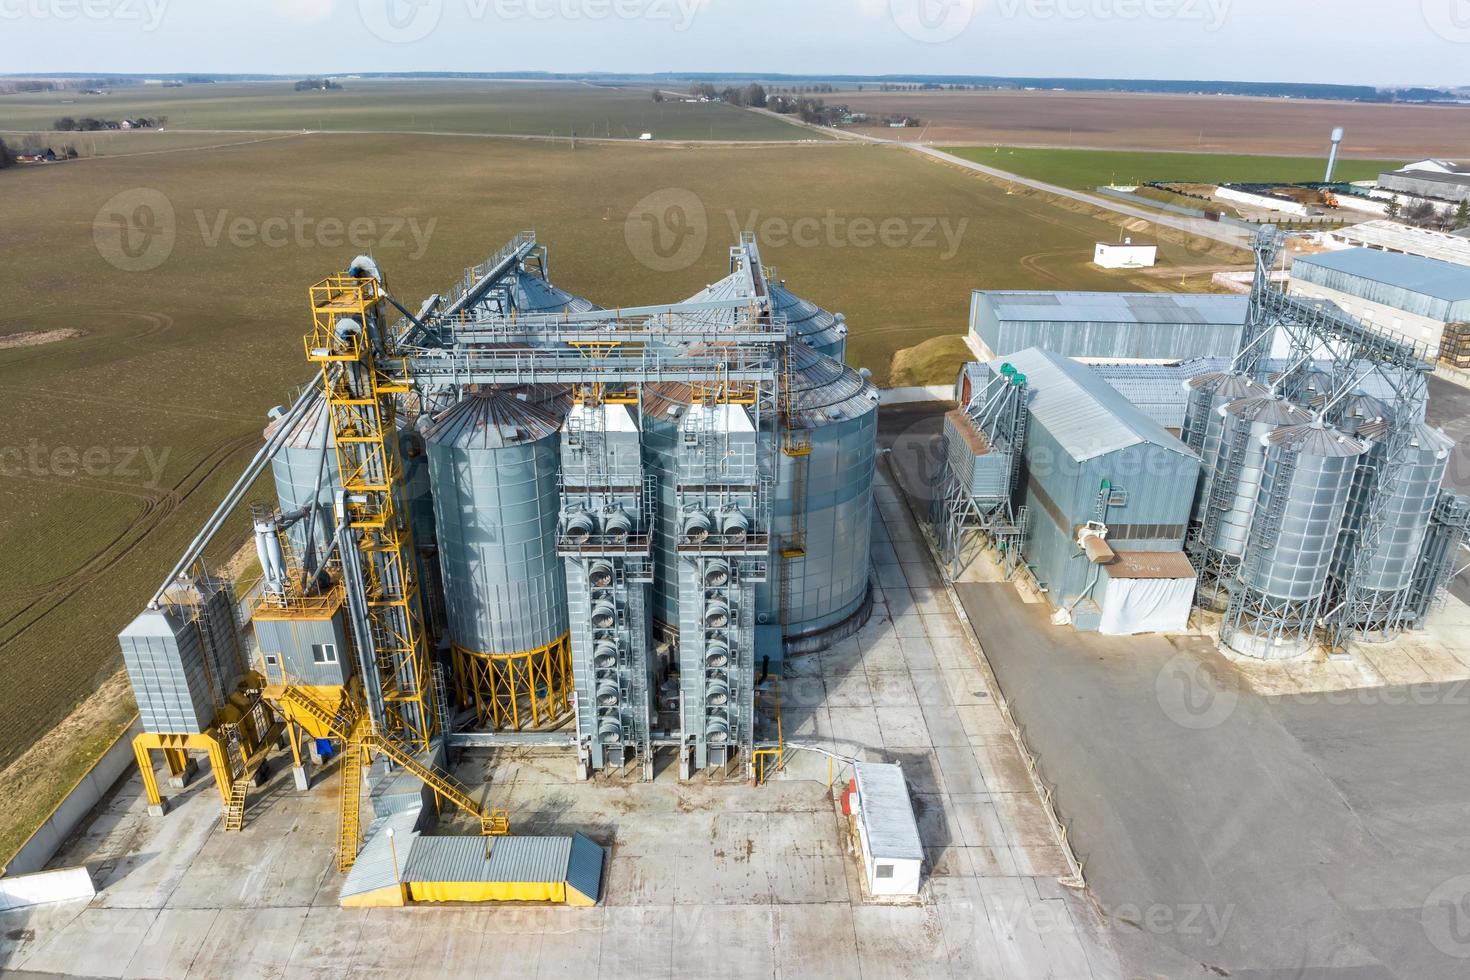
[1195,395,1314,606]
[1182,372,1268,515]
[426,391,572,730]
[771,344,879,644]
[264,396,338,564]
[1222,421,1366,659]
[1330,421,1453,635]
[769,280,848,361]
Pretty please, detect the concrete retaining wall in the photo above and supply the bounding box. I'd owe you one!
[3,718,141,877]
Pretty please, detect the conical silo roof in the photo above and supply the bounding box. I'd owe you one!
[1357,420,1455,456]
[769,281,845,351]
[510,270,600,315]
[1223,395,1315,426]
[425,391,566,450]
[1188,371,1267,401]
[784,343,876,426]
[265,394,333,448]
[1265,420,1366,458]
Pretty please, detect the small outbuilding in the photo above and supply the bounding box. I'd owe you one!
[1094,239,1157,269]
[852,762,923,896]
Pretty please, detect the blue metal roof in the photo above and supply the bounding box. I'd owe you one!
[976,291,1248,325]
[1292,249,1470,303]
[992,349,1198,463]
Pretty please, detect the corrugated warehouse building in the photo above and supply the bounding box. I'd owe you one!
[969,291,1248,362]
[1377,161,1470,206]
[999,349,1202,633]
[1289,248,1470,355]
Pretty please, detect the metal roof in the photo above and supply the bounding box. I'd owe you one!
[339,806,424,899]
[976,291,1248,326]
[1321,221,1470,267]
[992,349,1198,463]
[854,763,923,862]
[425,391,566,450]
[1292,249,1470,303]
[401,834,573,885]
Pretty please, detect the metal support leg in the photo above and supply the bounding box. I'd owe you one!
[133,736,166,816]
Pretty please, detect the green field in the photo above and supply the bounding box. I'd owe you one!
[943,146,1403,189]
[0,80,819,142]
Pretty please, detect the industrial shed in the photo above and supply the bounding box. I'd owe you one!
[1289,248,1470,354]
[969,291,1248,362]
[1000,349,1202,633]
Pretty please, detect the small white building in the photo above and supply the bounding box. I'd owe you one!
[1093,239,1157,269]
[852,763,923,896]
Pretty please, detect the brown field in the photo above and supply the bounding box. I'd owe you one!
[843,90,1470,158]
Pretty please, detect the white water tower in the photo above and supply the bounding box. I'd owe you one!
[1325,127,1345,182]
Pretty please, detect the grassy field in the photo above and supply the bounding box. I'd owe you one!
[0,80,818,142]
[841,90,1467,158]
[942,146,1403,190]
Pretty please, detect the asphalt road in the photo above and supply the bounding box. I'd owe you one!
[956,584,1470,979]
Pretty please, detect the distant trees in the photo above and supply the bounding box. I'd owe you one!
[0,138,12,169]
[53,116,167,131]
[294,77,342,91]
[1386,196,1402,220]
[651,90,664,103]
[685,83,768,109]
[1455,201,1470,230]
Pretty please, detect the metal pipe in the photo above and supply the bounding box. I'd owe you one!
[148,382,319,608]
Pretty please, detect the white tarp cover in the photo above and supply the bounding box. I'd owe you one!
[0,866,95,911]
[1099,576,1195,635]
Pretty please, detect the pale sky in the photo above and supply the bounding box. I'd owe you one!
[2,0,1466,88]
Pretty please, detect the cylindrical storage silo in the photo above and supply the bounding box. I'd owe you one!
[1206,396,1315,560]
[427,391,571,730]
[1224,421,1366,659]
[1332,421,1453,634]
[771,345,880,642]
[265,396,339,566]
[1183,372,1268,515]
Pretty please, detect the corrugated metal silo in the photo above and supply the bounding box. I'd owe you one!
[265,395,338,564]
[1223,421,1366,658]
[1332,421,1453,632]
[426,391,572,729]
[773,344,880,641]
[770,281,848,361]
[1205,396,1315,561]
[1182,372,1267,515]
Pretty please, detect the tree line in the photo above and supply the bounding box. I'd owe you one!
[1385,196,1470,232]
[53,116,168,131]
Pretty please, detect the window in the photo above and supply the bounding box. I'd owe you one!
[311,643,338,665]
[875,864,894,879]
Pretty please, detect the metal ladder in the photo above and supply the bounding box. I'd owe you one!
[223,778,250,833]
[337,724,365,873]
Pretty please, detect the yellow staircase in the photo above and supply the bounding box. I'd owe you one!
[223,779,250,832]
[337,725,365,873]
[364,734,510,836]
[277,685,360,741]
